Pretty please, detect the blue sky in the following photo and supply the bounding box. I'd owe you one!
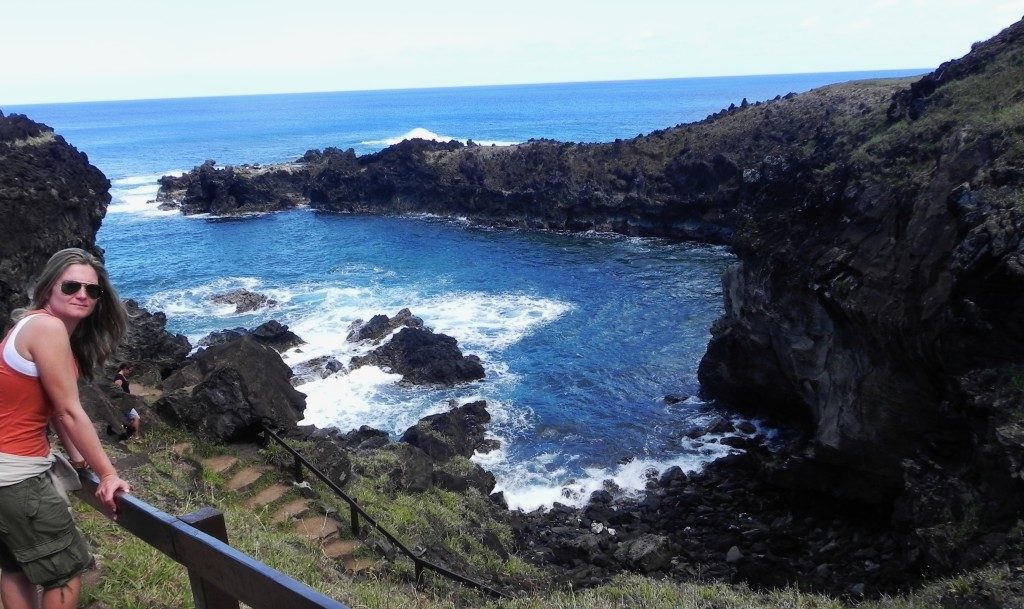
[3,0,1022,105]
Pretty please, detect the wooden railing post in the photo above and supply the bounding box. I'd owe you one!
[180,507,241,609]
[294,454,304,483]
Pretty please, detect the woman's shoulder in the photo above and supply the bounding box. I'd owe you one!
[18,311,67,339]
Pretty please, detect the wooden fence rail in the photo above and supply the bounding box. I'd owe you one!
[73,470,351,609]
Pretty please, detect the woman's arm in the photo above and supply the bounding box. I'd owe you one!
[25,316,131,514]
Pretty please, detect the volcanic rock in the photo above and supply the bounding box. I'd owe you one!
[156,336,306,441]
[0,112,110,328]
[347,307,424,343]
[210,288,278,313]
[350,327,485,385]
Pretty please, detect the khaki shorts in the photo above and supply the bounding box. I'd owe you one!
[0,474,91,588]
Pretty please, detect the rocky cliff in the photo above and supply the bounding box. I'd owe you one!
[699,18,1024,510]
[0,112,111,325]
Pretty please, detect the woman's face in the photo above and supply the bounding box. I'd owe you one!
[46,263,101,323]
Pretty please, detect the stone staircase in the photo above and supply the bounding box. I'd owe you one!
[194,449,374,574]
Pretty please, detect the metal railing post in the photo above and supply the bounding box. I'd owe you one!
[350,499,360,537]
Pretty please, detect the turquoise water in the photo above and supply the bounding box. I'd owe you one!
[3,70,923,509]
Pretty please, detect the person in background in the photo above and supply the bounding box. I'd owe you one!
[0,248,132,609]
[112,363,141,440]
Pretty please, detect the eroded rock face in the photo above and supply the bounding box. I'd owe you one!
[0,112,110,327]
[699,18,1024,506]
[350,327,485,385]
[156,336,306,441]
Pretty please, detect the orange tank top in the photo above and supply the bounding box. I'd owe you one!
[0,313,55,457]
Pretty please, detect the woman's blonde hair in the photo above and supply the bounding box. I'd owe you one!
[21,248,128,380]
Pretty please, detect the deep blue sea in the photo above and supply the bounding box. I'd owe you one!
[5,70,923,509]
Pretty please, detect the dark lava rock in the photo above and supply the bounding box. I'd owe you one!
[338,425,391,451]
[350,327,485,385]
[156,336,306,441]
[210,288,278,313]
[199,319,304,353]
[400,400,494,461]
[110,300,192,385]
[433,456,496,495]
[0,112,110,328]
[347,307,424,343]
[613,534,674,572]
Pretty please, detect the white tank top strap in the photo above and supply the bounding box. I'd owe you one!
[2,314,45,378]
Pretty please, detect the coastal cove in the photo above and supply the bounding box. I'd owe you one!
[5,72,923,510]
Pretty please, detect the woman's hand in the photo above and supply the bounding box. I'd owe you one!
[96,473,131,517]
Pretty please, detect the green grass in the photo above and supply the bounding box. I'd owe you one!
[73,421,1024,609]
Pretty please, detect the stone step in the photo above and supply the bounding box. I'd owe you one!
[343,558,375,574]
[245,483,290,509]
[226,466,267,492]
[169,442,193,456]
[201,455,238,475]
[272,499,312,524]
[294,516,342,542]
[323,539,361,559]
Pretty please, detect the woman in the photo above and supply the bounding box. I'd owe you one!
[0,248,132,609]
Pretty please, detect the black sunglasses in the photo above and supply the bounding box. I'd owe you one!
[60,280,104,299]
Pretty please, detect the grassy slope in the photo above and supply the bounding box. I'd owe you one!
[73,420,1023,609]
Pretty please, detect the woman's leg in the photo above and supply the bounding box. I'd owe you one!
[40,575,80,609]
[1,570,40,609]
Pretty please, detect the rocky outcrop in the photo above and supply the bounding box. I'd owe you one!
[157,160,305,215]
[210,288,278,313]
[109,299,192,385]
[400,400,498,461]
[347,308,424,343]
[350,327,485,385]
[156,336,306,441]
[0,112,110,327]
[199,319,304,352]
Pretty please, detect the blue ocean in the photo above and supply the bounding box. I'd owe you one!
[5,70,923,510]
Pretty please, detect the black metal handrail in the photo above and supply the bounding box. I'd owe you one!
[260,425,508,599]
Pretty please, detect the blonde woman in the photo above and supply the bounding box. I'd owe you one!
[0,248,132,609]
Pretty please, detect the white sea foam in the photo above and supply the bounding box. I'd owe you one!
[107,173,181,217]
[487,441,739,513]
[416,292,572,352]
[144,277,272,334]
[361,127,518,148]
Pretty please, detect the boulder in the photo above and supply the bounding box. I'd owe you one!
[110,300,192,385]
[400,400,494,461]
[347,307,424,343]
[155,336,306,441]
[338,426,391,451]
[210,288,277,313]
[432,456,496,495]
[199,319,304,353]
[613,534,674,572]
[350,327,484,385]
